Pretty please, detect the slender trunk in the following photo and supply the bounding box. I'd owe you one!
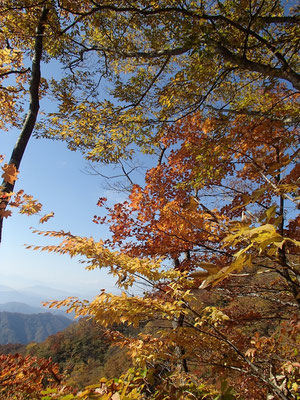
[177,312,189,373]
[0,7,49,243]
[173,256,189,373]
[275,147,300,307]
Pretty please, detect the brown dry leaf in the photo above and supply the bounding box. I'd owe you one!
[0,209,12,218]
[1,163,19,184]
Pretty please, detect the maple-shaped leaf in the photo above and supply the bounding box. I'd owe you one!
[0,209,12,218]
[1,163,19,184]
[39,212,54,224]
[19,197,42,215]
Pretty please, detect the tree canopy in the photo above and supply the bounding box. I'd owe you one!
[0,1,299,399]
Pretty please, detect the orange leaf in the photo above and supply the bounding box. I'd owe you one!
[2,163,19,184]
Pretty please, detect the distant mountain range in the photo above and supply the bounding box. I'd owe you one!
[0,311,72,344]
[0,284,73,306]
[0,302,47,314]
[0,284,76,317]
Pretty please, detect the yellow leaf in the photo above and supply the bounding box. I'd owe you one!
[265,204,277,222]
[259,237,284,253]
[292,382,298,392]
[277,184,298,193]
[195,262,220,273]
[251,186,266,202]
[234,243,253,258]
[39,212,54,224]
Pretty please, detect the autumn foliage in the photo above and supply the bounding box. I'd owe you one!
[29,101,299,399]
[0,353,64,400]
[1,0,299,399]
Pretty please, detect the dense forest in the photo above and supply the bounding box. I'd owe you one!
[0,0,299,399]
[0,318,133,387]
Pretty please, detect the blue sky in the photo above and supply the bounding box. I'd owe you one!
[0,126,126,298]
[0,51,155,301]
[0,49,134,299]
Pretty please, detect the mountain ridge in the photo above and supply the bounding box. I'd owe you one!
[0,301,55,315]
[0,311,72,344]
[0,284,77,318]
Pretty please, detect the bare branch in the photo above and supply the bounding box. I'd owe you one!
[0,68,30,79]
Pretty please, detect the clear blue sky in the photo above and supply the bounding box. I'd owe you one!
[0,126,127,298]
[0,51,155,301]
[0,51,137,300]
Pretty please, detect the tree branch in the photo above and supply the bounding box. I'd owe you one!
[0,68,30,79]
[213,42,300,90]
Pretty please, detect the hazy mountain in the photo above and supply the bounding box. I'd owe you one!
[0,285,21,302]
[0,285,47,306]
[0,285,75,317]
[0,311,72,344]
[0,301,54,314]
[20,285,74,300]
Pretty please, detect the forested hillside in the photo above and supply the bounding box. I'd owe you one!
[0,318,133,387]
[26,318,133,388]
[0,0,299,399]
[1,268,298,398]
[0,312,72,344]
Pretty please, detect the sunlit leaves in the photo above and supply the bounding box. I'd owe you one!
[18,195,42,215]
[0,354,62,400]
[1,1,299,399]
[27,229,163,288]
[30,94,299,399]
[46,290,188,329]
[1,163,19,185]
[30,0,299,163]
[39,212,55,224]
[0,158,43,220]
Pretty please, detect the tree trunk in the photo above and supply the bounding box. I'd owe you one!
[0,7,49,244]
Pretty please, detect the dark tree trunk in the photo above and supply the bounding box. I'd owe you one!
[0,7,49,244]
